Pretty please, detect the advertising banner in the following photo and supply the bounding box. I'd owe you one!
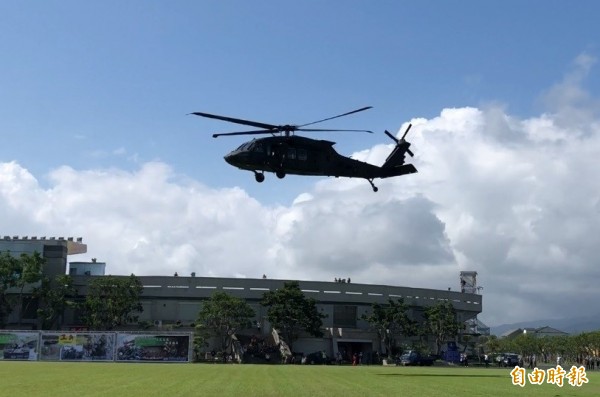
[0,331,39,360]
[40,332,115,361]
[115,333,190,362]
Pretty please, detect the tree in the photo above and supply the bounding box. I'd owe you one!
[261,281,326,353]
[423,301,463,355]
[513,332,539,360]
[537,336,554,363]
[362,298,416,359]
[0,251,21,327]
[1,251,44,327]
[552,335,572,361]
[195,291,255,354]
[478,334,501,356]
[81,274,143,330]
[15,251,44,325]
[572,332,595,363]
[34,274,77,330]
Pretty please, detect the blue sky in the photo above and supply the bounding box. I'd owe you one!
[3,1,598,200]
[2,1,600,326]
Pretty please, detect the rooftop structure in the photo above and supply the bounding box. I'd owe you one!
[0,235,87,278]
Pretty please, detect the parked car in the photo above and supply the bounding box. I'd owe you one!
[3,345,30,359]
[502,353,520,367]
[397,351,435,366]
[305,350,332,365]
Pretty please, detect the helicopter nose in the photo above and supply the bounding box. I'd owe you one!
[224,151,241,166]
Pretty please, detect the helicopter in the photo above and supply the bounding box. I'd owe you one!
[191,106,417,192]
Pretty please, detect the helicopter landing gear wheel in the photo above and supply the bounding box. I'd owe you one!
[276,170,286,179]
[367,179,378,192]
[254,172,265,183]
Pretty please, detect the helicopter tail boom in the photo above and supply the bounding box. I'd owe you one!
[379,163,418,178]
[382,139,413,169]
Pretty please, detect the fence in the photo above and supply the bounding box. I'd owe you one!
[0,330,193,362]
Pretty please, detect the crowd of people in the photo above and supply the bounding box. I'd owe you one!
[241,335,279,362]
[580,356,599,370]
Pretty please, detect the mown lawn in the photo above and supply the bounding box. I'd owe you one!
[1,362,598,397]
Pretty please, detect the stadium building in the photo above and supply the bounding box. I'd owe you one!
[2,236,484,361]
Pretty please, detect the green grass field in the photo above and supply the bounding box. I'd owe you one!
[1,362,598,397]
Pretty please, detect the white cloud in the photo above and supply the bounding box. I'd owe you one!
[541,53,600,132]
[2,54,600,327]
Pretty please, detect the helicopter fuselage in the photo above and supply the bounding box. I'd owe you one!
[224,135,416,187]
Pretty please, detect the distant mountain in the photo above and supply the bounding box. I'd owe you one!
[491,315,600,336]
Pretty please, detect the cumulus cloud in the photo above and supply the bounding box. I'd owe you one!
[2,54,600,326]
[2,162,278,278]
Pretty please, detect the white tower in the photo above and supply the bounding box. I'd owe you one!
[459,271,478,294]
[460,271,489,336]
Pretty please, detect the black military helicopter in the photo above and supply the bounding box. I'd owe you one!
[191,106,417,192]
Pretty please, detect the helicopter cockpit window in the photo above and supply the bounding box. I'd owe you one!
[297,149,307,161]
[253,143,264,152]
[287,148,296,160]
[236,143,252,151]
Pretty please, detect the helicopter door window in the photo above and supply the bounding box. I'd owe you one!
[297,149,307,161]
[287,148,296,160]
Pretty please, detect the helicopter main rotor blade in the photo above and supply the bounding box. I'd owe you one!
[297,106,372,127]
[212,129,275,138]
[191,112,277,130]
[298,128,374,133]
[401,123,412,140]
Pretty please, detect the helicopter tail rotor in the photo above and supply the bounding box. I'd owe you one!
[385,123,414,156]
[382,123,415,169]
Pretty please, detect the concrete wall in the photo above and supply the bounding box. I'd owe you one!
[71,275,481,313]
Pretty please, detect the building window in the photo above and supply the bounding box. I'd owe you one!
[333,305,357,328]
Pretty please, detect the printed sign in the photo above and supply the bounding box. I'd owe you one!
[0,331,39,361]
[40,332,115,361]
[115,333,191,362]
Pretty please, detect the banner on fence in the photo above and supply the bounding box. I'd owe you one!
[0,331,39,361]
[40,332,115,361]
[115,333,190,362]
